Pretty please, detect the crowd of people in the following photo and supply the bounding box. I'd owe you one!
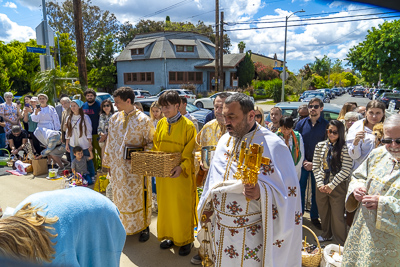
[0,88,400,267]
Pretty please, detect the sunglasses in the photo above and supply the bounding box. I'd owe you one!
[327,129,338,135]
[255,114,262,119]
[381,138,400,144]
[308,105,320,109]
[103,105,110,107]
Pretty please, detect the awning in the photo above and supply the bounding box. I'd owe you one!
[126,39,156,49]
[169,39,197,46]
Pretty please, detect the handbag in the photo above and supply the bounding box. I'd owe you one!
[32,158,48,176]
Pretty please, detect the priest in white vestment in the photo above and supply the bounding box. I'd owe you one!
[198,93,302,267]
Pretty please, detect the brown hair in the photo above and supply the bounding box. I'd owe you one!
[309,97,324,107]
[100,99,115,115]
[0,203,58,263]
[158,90,181,106]
[66,105,88,138]
[150,101,164,121]
[338,102,355,120]
[366,100,386,123]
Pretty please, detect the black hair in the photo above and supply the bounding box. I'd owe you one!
[224,93,254,114]
[309,97,324,108]
[158,90,181,106]
[213,92,231,104]
[72,146,83,154]
[279,116,294,128]
[326,120,345,176]
[113,87,135,105]
[100,99,115,115]
[180,96,188,104]
[84,88,97,97]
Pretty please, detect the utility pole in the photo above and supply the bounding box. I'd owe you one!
[73,0,88,88]
[219,11,224,92]
[215,0,219,91]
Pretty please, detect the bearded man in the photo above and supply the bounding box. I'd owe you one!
[342,114,400,266]
[198,93,302,266]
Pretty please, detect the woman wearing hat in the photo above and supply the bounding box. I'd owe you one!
[31,93,61,131]
[65,99,95,178]
[23,96,42,155]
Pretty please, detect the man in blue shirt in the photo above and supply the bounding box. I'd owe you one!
[82,89,101,171]
[294,98,329,229]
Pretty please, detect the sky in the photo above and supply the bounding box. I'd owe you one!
[0,0,397,73]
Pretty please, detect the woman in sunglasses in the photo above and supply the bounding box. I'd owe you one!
[346,100,385,170]
[276,116,304,180]
[98,99,115,164]
[254,106,265,127]
[313,120,352,244]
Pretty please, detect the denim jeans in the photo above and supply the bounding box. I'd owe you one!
[69,145,95,178]
[300,167,319,220]
[0,133,5,156]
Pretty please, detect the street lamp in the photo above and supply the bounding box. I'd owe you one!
[281,9,305,102]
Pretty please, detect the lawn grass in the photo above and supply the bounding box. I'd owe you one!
[258,100,276,105]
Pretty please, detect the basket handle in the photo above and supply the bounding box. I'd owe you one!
[0,148,11,158]
[302,224,321,250]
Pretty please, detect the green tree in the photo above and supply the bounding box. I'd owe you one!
[331,59,344,73]
[53,32,77,70]
[347,20,400,86]
[310,74,328,89]
[309,55,330,77]
[87,34,117,93]
[237,52,255,87]
[238,41,246,53]
[46,0,120,57]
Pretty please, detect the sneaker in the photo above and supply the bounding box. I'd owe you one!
[191,254,202,265]
[317,235,332,242]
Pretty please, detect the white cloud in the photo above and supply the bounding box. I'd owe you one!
[15,0,39,11]
[0,13,35,42]
[3,1,17,8]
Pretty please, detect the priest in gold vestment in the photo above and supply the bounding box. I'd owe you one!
[343,114,400,266]
[153,91,197,256]
[103,87,155,242]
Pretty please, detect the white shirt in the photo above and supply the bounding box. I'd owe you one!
[65,114,92,149]
[31,105,61,131]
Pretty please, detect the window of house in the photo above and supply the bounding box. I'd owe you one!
[176,45,184,52]
[131,48,145,56]
[169,72,203,84]
[186,45,194,52]
[176,45,195,52]
[124,72,154,85]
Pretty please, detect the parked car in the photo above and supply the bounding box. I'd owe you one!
[332,88,341,96]
[96,92,118,111]
[194,91,254,109]
[147,89,196,104]
[135,99,211,129]
[352,88,365,97]
[265,102,341,123]
[133,90,151,98]
[298,90,315,101]
[319,88,335,99]
[373,88,392,100]
[393,88,400,94]
[0,96,4,104]
[377,93,400,109]
[302,92,330,103]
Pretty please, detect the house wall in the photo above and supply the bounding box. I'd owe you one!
[251,54,283,68]
[117,58,212,95]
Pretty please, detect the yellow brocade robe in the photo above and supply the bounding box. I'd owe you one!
[194,119,225,175]
[153,116,197,246]
[103,110,155,235]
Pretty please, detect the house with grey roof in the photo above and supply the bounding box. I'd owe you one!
[115,31,245,94]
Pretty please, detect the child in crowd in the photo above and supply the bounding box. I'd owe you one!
[71,146,94,185]
[150,101,164,129]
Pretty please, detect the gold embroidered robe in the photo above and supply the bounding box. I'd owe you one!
[103,110,155,235]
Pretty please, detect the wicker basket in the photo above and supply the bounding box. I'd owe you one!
[131,151,181,177]
[302,225,322,267]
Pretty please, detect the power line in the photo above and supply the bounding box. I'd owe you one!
[227,10,398,25]
[135,0,194,22]
[225,14,400,32]
[185,9,216,20]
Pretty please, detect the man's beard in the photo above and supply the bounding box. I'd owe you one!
[87,98,95,103]
[227,117,250,138]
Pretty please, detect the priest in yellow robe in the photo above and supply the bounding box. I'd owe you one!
[103,87,155,242]
[153,90,197,256]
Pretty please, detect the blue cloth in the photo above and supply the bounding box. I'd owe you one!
[300,167,319,219]
[0,133,5,156]
[69,145,95,178]
[14,187,126,267]
[82,101,101,135]
[204,110,215,125]
[294,116,329,162]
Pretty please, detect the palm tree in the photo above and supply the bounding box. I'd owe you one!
[31,68,84,105]
[238,41,246,53]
